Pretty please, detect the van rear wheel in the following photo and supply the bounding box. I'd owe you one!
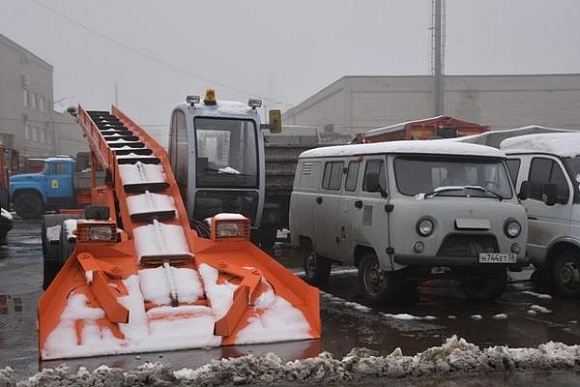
[358,253,401,304]
[552,250,580,298]
[460,268,507,302]
[302,240,331,286]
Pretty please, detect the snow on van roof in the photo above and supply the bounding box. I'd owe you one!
[500,132,580,157]
[300,139,506,159]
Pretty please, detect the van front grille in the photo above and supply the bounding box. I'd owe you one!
[436,234,498,258]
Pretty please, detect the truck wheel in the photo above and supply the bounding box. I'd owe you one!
[358,253,401,304]
[14,193,43,219]
[460,268,507,302]
[303,240,331,286]
[260,227,278,248]
[552,250,580,298]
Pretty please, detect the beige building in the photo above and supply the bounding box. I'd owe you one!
[0,33,86,159]
[283,74,580,139]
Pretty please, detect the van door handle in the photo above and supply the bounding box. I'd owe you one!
[354,200,363,209]
[316,197,323,204]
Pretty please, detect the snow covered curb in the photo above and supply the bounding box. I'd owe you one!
[2,336,580,386]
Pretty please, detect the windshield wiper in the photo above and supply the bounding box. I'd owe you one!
[465,185,505,201]
[423,187,466,199]
[422,186,505,201]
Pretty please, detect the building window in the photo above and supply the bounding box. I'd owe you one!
[31,93,37,110]
[32,126,39,141]
[39,96,45,112]
[39,128,46,143]
[24,89,30,107]
[24,123,31,140]
[47,128,54,144]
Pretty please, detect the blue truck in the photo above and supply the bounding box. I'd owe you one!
[9,153,101,219]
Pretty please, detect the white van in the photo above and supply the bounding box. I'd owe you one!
[290,140,528,303]
[501,133,580,298]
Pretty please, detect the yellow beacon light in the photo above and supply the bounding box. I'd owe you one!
[204,88,217,105]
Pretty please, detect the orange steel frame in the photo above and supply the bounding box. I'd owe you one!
[37,105,320,359]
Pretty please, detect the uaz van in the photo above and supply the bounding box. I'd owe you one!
[501,133,580,298]
[290,140,528,303]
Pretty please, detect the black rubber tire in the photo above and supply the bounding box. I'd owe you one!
[43,258,60,291]
[260,226,278,248]
[552,250,580,298]
[303,240,331,286]
[14,193,43,219]
[460,268,507,302]
[358,252,402,304]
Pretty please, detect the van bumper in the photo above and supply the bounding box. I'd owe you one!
[394,254,530,268]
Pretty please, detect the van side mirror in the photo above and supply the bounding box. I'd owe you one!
[366,172,388,198]
[518,181,530,200]
[542,183,557,206]
[268,109,282,134]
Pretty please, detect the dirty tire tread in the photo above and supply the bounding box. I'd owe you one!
[303,240,331,286]
[358,252,402,305]
[14,192,43,219]
[552,250,580,299]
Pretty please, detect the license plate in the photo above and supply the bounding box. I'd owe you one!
[478,253,517,263]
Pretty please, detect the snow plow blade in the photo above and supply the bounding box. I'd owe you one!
[38,106,320,360]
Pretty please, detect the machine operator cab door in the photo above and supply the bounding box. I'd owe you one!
[168,91,266,231]
[43,158,74,200]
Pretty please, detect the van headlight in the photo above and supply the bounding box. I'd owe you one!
[416,218,434,237]
[504,219,521,238]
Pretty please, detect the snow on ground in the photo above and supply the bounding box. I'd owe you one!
[522,291,553,300]
[9,335,580,386]
[530,305,552,314]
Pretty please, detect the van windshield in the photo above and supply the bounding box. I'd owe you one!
[394,156,513,199]
[194,117,258,188]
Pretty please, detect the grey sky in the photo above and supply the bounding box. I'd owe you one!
[1,0,579,137]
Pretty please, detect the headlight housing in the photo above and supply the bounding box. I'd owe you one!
[416,218,434,237]
[504,219,522,238]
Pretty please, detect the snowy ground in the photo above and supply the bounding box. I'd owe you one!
[1,336,579,386]
[2,220,580,385]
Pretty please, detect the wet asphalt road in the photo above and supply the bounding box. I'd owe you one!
[0,220,579,381]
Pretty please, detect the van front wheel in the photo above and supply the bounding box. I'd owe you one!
[303,241,331,286]
[552,250,580,298]
[460,268,507,301]
[358,253,401,304]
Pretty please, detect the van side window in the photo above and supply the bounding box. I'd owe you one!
[529,158,569,201]
[322,161,344,191]
[506,159,520,185]
[345,161,360,192]
[363,159,386,192]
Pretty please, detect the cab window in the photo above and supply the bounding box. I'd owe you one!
[322,161,344,191]
[528,157,569,201]
[506,159,521,185]
[363,159,386,192]
[344,161,360,192]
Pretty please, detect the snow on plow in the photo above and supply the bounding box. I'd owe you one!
[38,107,320,360]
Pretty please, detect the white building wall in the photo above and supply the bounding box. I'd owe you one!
[284,74,580,139]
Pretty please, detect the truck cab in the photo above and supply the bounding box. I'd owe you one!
[168,91,267,235]
[501,133,580,298]
[9,157,75,219]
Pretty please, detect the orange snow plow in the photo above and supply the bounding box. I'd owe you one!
[38,106,320,360]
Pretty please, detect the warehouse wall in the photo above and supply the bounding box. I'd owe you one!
[283,74,580,139]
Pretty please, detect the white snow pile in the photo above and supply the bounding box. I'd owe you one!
[7,336,580,386]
